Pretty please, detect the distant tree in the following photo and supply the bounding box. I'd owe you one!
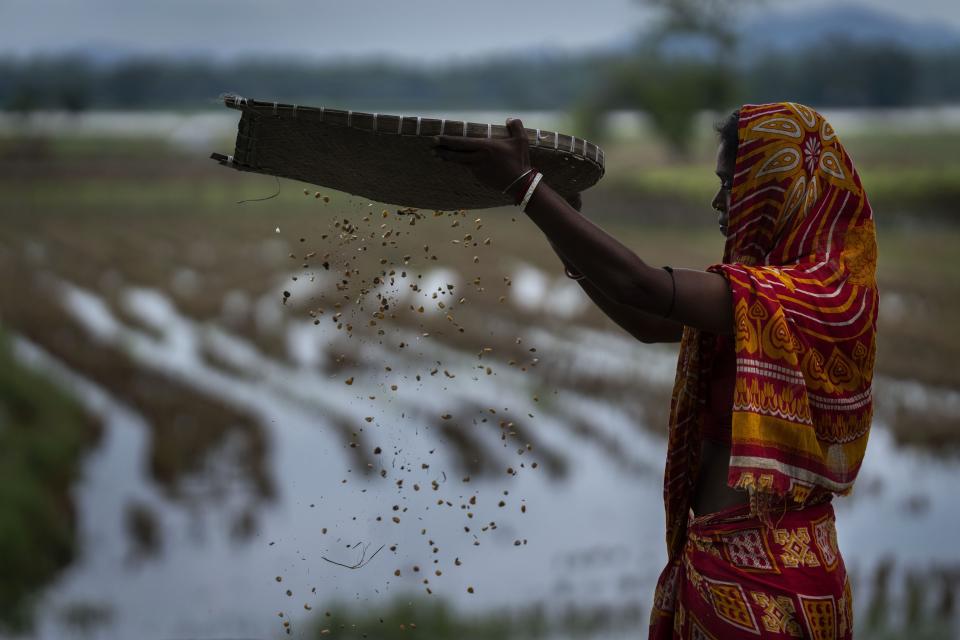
[821,39,916,107]
[1,40,957,114]
[576,0,767,155]
[58,86,90,114]
[6,84,40,118]
[916,46,960,104]
[640,0,760,59]
[744,37,918,107]
[614,57,735,154]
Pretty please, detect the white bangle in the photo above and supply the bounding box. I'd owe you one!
[519,172,544,211]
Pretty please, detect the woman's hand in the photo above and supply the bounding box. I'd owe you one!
[432,118,531,196]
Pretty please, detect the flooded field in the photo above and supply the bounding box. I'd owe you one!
[2,118,960,639]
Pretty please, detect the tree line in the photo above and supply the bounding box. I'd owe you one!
[2,40,957,114]
[3,39,958,157]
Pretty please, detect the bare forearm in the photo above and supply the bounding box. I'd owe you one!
[431,117,732,336]
[525,182,671,311]
[528,184,734,336]
[576,277,684,343]
[547,240,682,343]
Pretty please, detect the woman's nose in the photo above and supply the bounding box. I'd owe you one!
[712,189,725,213]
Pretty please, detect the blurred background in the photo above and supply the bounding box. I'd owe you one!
[2,0,959,638]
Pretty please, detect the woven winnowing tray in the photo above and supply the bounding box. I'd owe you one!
[211,94,605,210]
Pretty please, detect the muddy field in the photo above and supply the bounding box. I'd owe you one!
[2,129,959,638]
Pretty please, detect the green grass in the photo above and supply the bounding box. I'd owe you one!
[841,130,960,168]
[7,126,960,219]
[299,596,644,639]
[601,161,960,219]
[2,177,362,212]
[598,128,960,220]
[0,133,179,159]
[302,597,520,640]
[0,328,100,632]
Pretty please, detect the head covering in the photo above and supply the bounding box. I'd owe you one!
[661,102,879,557]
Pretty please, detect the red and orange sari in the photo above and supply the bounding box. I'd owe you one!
[649,103,878,639]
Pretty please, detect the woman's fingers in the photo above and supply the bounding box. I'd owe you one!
[435,120,526,148]
[506,118,530,166]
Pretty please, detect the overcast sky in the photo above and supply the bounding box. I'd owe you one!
[2,0,959,63]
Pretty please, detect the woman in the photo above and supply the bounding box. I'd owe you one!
[433,102,878,639]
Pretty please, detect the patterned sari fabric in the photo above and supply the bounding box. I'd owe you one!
[649,103,878,638]
[673,499,853,639]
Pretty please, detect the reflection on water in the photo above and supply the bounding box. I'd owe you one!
[8,268,960,638]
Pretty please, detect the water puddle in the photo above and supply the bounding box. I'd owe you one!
[10,275,960,638]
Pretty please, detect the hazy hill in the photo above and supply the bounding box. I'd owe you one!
[739,3,960,53]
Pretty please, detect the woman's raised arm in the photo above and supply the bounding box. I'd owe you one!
[546,199,682,343]
[432,119,733,337]
[525,184,733,337]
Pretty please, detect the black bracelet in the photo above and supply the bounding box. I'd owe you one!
[662,266,676,318]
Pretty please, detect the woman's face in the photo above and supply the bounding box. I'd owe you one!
[712,141,735,237]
